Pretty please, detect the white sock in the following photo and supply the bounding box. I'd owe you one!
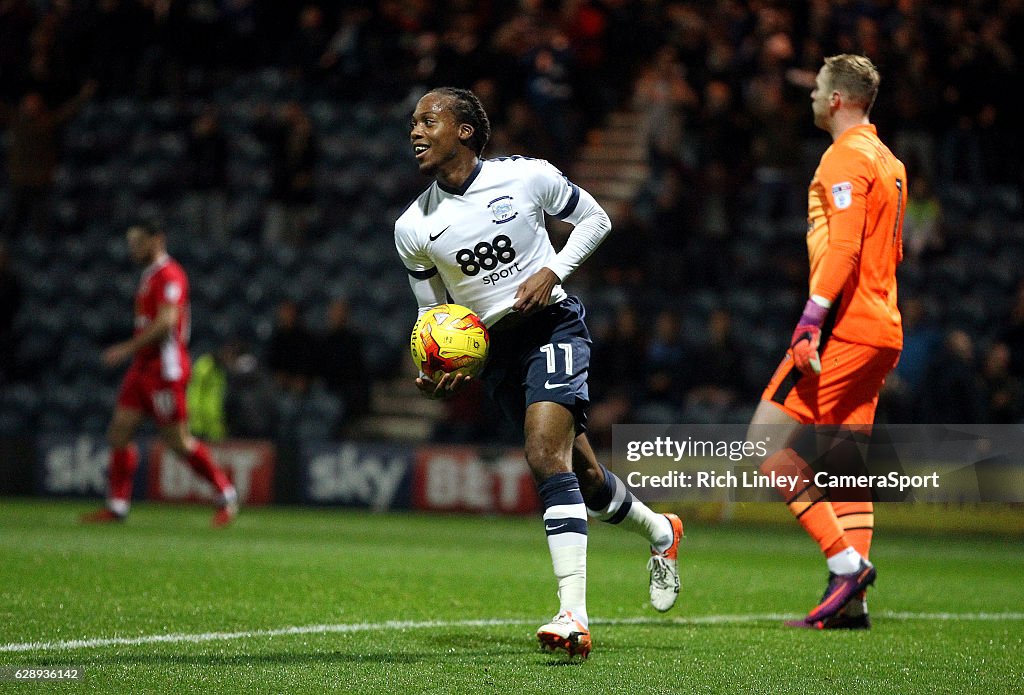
[548,531,589,627]
[588,466,673,551]
[628,507,674,553]
[220,486,238,506]
[826,546,864,575]
[539,472,589,627]
[108,498,130,516]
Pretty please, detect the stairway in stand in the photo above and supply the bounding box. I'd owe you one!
[345,370,443,442]
[571,110,650,223]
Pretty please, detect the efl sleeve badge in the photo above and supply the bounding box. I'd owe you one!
[831,182,853,210]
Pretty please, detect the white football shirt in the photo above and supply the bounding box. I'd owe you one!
[395,156,609,326]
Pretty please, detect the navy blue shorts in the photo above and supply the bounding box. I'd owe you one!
[481,296,592,433]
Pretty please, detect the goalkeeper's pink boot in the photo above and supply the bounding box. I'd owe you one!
[788,560,876,627]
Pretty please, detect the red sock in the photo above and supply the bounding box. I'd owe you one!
[109,445,139,502]
[186,442,233,494]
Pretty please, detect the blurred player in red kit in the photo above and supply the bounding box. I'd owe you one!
[81,221,238,527]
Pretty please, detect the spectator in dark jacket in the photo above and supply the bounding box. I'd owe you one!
[317,297,369,420]
[266,299,315,395]
[1,80,94,238]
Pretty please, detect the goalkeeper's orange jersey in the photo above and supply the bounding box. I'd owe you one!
[807,123,906,350]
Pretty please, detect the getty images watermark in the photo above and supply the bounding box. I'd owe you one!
[611,424,1024,504]
[623,435,938,494]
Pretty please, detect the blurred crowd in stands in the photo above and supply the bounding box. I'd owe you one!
[1,0,1022,446]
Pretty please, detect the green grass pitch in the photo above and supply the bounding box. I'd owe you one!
[0,499,1021,694]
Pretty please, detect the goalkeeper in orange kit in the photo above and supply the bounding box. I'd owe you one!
[746,54,907,629]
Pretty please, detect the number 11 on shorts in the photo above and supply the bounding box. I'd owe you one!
[540,343,573,375]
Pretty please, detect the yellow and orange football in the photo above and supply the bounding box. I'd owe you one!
[410,304,490,380]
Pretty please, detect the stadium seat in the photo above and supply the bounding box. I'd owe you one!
[37,410,74,435]
[744,354,777,390]
[225,195,264,237]
[929,256,970,294]
[56,336,102,381]
[633,401,683,425]
[21,269,60,303]
[681,399,725,425]
[725,403,757,425]
[14,233,51,266]
[232,133,268,164]
[79,411,110,435]
[309,100,342,131]
[0,410,31,437]
[1,383,42,419]
[725,288,765,322]
[17,330,60,370]
[295,388,344,443]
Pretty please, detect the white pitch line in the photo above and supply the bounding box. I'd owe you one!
[2,612,1022,654]
[880,611,1024,621]
[0,619,525,654]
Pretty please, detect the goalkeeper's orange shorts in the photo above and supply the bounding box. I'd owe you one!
[761,338,900,425]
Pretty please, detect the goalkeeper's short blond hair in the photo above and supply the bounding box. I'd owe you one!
[824,54,880,114]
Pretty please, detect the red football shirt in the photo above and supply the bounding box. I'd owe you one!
[132,255,191,381]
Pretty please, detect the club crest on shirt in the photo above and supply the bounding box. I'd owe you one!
[488,195,518,224]
[831,182,853,210]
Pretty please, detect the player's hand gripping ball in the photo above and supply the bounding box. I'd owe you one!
[410,304,490,380]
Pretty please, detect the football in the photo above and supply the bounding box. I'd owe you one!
[410,304,490,380]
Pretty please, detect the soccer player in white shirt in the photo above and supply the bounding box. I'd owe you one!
[395,87,684,658]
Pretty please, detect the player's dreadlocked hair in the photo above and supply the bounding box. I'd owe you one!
[428,87,491,156]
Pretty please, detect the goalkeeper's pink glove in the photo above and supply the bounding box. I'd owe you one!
[789,299,829,376]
